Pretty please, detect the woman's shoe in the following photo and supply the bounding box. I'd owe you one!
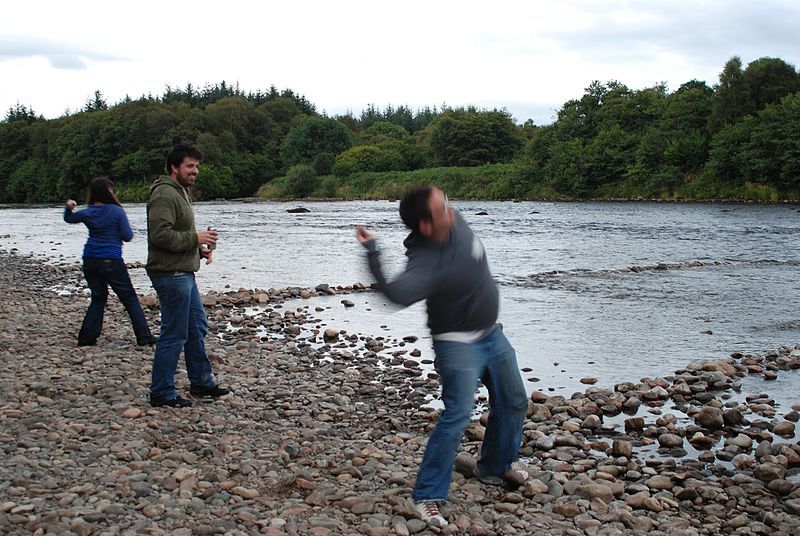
[137,335,157,346]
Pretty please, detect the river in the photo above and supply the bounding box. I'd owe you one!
[1,199,798,403]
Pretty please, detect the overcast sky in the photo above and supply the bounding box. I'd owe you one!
[1,1,798,125]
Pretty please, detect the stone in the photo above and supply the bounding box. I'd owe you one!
[612,439,632,458]
[773,421,795,436]
[121,407,142,419]
[231,486,259,499]
[624,417,645,432]
[753,462,786,482]
[767,479,794,495]
[658,433,683,448]
[695,406,724,430]
[522,479,549,497]
[726,434,753,449]
[625,491,650,508]
[323,329,339,340]
[723,408,744,426]
[575,483,614,503]
[552,502,581,517]
[454,453,476,477]
[582,414,601,429]
[645,475,673,490]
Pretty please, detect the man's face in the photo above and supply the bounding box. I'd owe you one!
[423,188,455,242]
[172,157,200,188]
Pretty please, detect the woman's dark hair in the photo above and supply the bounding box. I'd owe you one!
[166,144,203,175]
[86,177,121,206]
[399,186,433,234]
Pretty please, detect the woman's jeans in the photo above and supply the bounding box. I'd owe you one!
[411,326,528,502]
[149,272,215,403]
[79,257,152,344]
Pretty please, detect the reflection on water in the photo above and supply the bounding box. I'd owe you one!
[1,200,798,407]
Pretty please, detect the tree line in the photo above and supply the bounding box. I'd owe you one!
[1,55,798,204]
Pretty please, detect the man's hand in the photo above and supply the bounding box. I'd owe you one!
[200,248,214,265]
[65,199,77,210]
[197,229,219,247]
[355,225,374,244]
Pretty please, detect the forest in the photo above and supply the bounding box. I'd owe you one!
[1,56,798,203]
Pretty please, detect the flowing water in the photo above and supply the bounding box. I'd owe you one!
[1,200,798,409]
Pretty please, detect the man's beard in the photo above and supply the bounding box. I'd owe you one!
[177,173,196,188]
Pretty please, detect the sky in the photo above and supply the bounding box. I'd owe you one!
[1,0,798,125]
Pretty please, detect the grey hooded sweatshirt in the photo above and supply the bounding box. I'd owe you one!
[362,211,499,335]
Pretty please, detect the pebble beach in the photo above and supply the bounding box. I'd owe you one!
[1,251,799,536]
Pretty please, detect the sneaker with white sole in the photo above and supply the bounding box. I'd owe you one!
[414,501,448,527]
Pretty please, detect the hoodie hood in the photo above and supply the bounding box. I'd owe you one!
[150,175,188,196]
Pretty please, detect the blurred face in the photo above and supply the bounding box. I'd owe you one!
[171,157,200,188]
[423,188,455,242]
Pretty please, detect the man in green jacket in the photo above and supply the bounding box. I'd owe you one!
[146,144,230,407]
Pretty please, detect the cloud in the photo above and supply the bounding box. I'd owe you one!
[0,35,125,70]
[478,2,800,67]
[46,54,88,70]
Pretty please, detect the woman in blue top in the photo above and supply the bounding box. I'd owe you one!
[64,177,155,346]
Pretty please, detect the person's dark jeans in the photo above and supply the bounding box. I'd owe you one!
[79,257,152,344]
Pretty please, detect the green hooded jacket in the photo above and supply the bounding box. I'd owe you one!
[146,176,200,277]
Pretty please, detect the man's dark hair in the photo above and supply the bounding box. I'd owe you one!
[86,176,121,207]
[166,144,203,175]
[399,186,433,234]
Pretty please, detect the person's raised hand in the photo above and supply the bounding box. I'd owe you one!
[200,248,214,265]
[355,225,374,244]
[65,199,77,210]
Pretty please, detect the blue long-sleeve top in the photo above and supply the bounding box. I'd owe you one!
[63,204,134,260]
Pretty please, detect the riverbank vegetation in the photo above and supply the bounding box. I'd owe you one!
[1,56,799,203]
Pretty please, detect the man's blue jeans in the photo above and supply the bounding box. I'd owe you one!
[411,326,528,502]
[149,272,215,403]
[79,257,152,344]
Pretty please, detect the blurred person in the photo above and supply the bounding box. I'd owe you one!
[64,177,155,347]
[146,144,230,408]
[355,186,528,527]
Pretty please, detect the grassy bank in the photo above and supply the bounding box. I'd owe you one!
[256,164,519,200]
[255,164,800,202]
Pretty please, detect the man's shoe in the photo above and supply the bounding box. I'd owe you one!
[414,501,448,527]
[479,467,528,489]
[151,396,193,408]
[189,385,231,398]
[77,339,96,347]
[137,335,157,346]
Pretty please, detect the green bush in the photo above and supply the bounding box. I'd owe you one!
[282,164,317,198]
[332,145,406,176]
[312,152,336,176]
[359,121,409,144]
[320,175,339,197]
[255,177,283,198]
[195,163,237,199]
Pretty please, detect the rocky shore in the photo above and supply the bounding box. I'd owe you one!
[1,251,799,536]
